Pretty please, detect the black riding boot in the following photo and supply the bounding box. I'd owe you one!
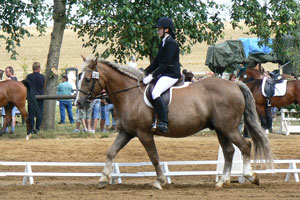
[153,96,168,133]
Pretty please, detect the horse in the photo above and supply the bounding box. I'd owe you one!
[245,79,300,130]
[0,80,39,140]
[75,56,273,189]
[238,66,265,83]
[238,67,300,131]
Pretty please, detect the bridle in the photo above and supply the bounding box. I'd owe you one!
[78,67,143,101]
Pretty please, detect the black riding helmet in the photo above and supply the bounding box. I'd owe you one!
[154,17,176,38]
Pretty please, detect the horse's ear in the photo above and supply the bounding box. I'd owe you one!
[81,55,86,62]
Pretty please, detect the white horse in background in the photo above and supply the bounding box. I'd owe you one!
[67,71,77,94]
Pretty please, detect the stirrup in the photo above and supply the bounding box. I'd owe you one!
[157,122,168,133]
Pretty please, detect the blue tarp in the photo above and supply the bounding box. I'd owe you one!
[239,38,273,57]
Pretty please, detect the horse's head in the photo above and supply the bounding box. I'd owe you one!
[75,55,105,109]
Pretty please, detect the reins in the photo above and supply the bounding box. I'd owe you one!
[93,83,143,99]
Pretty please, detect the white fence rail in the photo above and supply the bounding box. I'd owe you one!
[0,160,299,185]
[280,109,300,135]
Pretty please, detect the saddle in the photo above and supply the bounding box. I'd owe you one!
[264,77,284,98]
[145,74,185,107]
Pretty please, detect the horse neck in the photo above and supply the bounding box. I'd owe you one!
[99,64,143,107]
[247,68,264,79]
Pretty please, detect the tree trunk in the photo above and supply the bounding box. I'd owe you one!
[42,0,66,130]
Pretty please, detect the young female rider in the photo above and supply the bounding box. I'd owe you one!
[143,17,181,133]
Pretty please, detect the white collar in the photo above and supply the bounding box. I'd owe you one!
[162,34,170,47]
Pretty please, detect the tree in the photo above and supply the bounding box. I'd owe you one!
[231,0,300,71]
[73,0,225,63]
[0,0,48,59]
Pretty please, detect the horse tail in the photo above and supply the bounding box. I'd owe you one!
[22,79,42,119]
[237,81,274,166]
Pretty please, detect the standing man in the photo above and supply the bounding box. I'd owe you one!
[2,66,18,133]
[57,75,74,124]
[26,62,45,134]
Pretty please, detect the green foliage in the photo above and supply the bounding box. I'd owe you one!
[284,103,300,118]
[0,0,50,59]
[72,0,225,63]
[231,0,300,72]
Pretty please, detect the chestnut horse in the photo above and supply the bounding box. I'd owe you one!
[76,56,273,189]
[239,67,300,131]
[0,80,39,139]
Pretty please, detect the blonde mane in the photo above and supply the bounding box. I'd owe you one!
[82,55,145,81]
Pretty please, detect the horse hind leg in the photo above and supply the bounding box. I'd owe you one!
[223,128,259,186]
[215,130,235,188]
[98,130,134,188]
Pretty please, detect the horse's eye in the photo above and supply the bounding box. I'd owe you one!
[85,77,91,82]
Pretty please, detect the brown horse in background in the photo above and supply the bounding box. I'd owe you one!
[75,56,273,189]
[0,80,30,137]
[0,80,39,140]
[246,79,300,130]
[238,67,299,131]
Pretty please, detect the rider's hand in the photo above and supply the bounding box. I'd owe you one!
[143,74,153,85]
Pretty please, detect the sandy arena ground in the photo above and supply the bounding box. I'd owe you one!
[0,134,300,200]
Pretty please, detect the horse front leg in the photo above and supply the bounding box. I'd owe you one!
[138,132,166,190]
[98,130,134,188]
[0,107,12,136]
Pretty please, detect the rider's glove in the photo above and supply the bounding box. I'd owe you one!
[143,74,153,85]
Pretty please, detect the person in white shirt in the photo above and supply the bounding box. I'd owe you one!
[128,56,138,69]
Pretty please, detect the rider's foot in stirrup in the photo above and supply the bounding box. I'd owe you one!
[157,122,168,133]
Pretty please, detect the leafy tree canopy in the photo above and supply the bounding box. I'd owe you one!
[72,0,225,63]
[231,0,300,70]
[0,0,50,59]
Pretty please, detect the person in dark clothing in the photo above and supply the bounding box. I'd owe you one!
[143,17,181,133]
[26,62,45,134]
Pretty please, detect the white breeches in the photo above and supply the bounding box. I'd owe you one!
[152,76,178,99]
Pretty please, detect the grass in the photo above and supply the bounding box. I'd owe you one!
[0,106,116,140]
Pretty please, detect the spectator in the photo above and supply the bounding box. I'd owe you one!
[72,108,81,133]
[100,94,107,132]
[57,75,74,124]
[2,66,18,133]
[26,62,45,134]
[105,97,116,131]
[182,69,197,82]
[91,99,101,133]
[79,100,96,133]
[128,56,138,69]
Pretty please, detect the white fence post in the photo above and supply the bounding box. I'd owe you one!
[162,162,172,184]
[22,163,34,185]
[216,145,244,183]
[285,161,299,182]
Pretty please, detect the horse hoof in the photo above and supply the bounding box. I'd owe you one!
[97,181,109,189]
[152,180,163,190]
[251,173,260,186]
[216,180,230,188]
[245,173,260,186]
[26,134,31,141]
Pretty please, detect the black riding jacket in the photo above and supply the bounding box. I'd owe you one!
[144,35,181,79]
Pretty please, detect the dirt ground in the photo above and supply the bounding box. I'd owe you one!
[0,134,299,200]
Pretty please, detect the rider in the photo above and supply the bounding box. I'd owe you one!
[143,17,181,133]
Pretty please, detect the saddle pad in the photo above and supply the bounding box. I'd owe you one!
[144,82,191,108]
[261,77,287,97]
